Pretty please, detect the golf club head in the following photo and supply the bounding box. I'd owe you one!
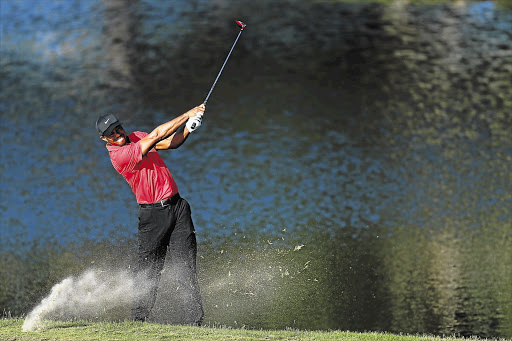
[236,20,246,30]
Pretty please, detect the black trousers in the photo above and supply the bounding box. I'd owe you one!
[132,194,204,325]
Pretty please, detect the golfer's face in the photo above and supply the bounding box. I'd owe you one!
[105,125,127,146]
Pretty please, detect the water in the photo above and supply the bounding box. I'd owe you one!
[1,0,511,337]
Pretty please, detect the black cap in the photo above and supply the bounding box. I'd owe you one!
[96,113,122,136]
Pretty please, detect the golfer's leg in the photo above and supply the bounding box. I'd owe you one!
[134,244,167,320]
[132,207,170,321]
[170,198,204,326]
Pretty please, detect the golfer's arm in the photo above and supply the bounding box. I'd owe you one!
[139,113,190,156]
[155,125,192,150]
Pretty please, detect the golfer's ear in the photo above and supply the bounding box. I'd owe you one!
[100,136,108,142]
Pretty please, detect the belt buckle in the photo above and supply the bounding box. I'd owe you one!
[160,200,166,207]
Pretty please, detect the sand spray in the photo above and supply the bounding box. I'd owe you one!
[22,244,312,331]
[22,269,146,331]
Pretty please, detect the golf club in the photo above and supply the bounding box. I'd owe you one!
[203,20,246,105]
[189,20,246,130]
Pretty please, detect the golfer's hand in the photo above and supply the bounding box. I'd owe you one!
[187,104,206,119]
[186,114,202,133]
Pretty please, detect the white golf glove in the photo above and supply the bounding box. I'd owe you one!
[186,112,203,133]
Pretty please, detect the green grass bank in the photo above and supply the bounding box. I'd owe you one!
[1,318,505,341]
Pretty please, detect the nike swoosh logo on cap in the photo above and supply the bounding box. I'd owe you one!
[104,118,110,124]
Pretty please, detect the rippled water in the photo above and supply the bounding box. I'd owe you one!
[1,0,511,337]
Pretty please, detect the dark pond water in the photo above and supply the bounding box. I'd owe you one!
[1,0,511,338]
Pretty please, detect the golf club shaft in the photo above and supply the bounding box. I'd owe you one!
[203,26,244,105]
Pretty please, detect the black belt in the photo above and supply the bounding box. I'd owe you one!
[139,193,180,208]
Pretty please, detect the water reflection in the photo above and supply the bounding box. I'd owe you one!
[0,0,511,338]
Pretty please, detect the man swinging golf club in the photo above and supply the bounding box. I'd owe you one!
[95,19,246,326]
[96,104,205,325]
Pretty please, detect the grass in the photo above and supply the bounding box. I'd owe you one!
[0,318,496,341]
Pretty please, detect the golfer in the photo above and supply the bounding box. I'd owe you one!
[96,104,205,326]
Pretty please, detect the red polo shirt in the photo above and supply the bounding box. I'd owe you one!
[106,131,179,204]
